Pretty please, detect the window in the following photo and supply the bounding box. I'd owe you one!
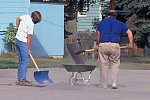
[77,6,87,17]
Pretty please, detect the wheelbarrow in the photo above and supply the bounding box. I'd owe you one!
[64,43,98,86]
[63,64,96,86]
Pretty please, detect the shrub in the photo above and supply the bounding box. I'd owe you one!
[4,23,17,51]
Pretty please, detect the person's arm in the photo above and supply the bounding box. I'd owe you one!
[126,29,133,43]
[27,34,32,55]
[16,16,21,30]
[96,30,100,46]
[27,22,34,55]
[126,29,133,47]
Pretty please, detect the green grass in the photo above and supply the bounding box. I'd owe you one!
[0,58,18,69]
[0,52,150,70]
[120,56,150,70]
[0,53,68,69]
[120,62,150,70]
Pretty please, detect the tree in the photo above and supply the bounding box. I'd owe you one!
[110,0,116,10]
[64,0,98,22]
[116,0,150,48]
[64,0,100,38]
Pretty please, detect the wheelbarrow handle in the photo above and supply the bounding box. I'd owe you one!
[120,46,128,49]
[85,49,94,52]
[29,53,40,71]
[75,45,129,55]
[75,49,95,55]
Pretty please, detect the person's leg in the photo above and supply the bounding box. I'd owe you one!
[16,39,22,81]
[16,39,32,86]
[16,39,29,81]
[109,43,120,89]
[99,43,109,88]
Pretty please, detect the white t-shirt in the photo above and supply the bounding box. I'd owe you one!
[15,14,34,43]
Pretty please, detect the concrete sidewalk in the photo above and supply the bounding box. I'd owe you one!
[0,68,150,100]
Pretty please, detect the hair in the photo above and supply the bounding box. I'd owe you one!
[31,11,42,24]
[107,10,117,18]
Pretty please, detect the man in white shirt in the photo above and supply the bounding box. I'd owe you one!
[15,11,42,86]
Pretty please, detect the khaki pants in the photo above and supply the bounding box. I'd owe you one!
[98,43,120,87]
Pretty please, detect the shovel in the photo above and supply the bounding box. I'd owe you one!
[29,53,53,84]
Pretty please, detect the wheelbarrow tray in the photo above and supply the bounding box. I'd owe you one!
[63,64,96,72]
[63,64,96,86]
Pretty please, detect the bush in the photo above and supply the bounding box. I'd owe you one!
[4,23,17,51]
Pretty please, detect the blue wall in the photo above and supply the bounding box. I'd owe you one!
[0,33,5,55]
[29,3,64,56]
[0,1,64,57]
[0,0,29,30]
[0,0,29,53]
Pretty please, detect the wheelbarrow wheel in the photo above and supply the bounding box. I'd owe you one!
[84,79,90,86]
[69,73,77,85]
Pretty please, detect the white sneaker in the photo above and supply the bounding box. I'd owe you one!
[112,83,118,89]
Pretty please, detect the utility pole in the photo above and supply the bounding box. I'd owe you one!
[110,0,115,10]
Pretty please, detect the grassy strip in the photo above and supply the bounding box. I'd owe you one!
[120,62,150,70]
[120,56,150,70]
[0,55,68,69]
[0,53,150,70]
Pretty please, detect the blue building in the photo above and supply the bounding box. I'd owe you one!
[0,0,64,57]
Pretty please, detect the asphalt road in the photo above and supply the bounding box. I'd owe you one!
[0,68,150,100]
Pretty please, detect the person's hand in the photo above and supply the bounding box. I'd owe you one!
[127,42,133,48]
[28,49,31,55]
[94,45,99,51]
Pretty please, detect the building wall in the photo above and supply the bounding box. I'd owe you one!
[29,3,64,56]
[0,0,29,54]
[77,3,102,32]
[0,0,29,30]
[0,0,64,57]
